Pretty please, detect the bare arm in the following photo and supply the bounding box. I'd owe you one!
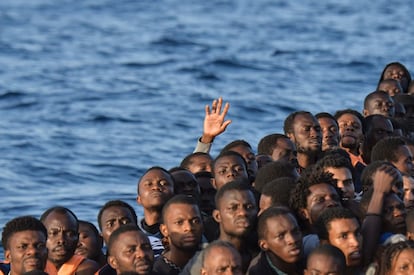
[362,165,399,266]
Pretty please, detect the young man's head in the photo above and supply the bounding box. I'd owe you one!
[304,244,346,275]
[334,109,365,154]
[315,207,362,267]
[75,220,103,262]
[200,240,242,275]
[377,78,404,96]
[289,168,341,226]
[362,114,394,164]
[220,139,258,182]
[258,177,296,216]
[160,195,203,254]
[379,61,412,92]
[97,200,138,245]
[403,175,414,212]
[107,225,154,275]
[40,206,79,268]
[257,133,297,164]
[211,151,249,190]
[363,90,395,118]
[383,192,407,235]
[315,153,356,200]
[180,152,213,174]
[169,167,201,201]
[253,160,299,193]
[284,111,322,159]
[371,136,414,176]
[2,216,48,275]
[136,166,175,212]
[257,207,302,267]
[194,171,216,215]
[213,181,257,239]
[315,112,340,152]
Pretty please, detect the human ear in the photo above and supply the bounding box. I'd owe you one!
[299,208,310,221]
[136,195,142,206]
[212,209,221,223]
[211,178,218,190]
[108,255,118,269]
[4,250,10,262]
[160,224,169,238]
[259,239,268,251]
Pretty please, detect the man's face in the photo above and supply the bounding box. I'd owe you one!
[75,223,102,260]
[364,93,395,118]
[383,193,407,234]
[160,203,203,252]
[304,253,343,275]
[201,246,242,275]
[171,170,201,199]
[108,230,154,275]
[336,113,363,150]
[5,230,47,275]
[271,138,297,165]
[318,117,340,151]
[303,183,341,224]
[378,80,403,96]
[327,218,362,267]
[212,155,248,190]
[290,114,322,155]
[43,211,79,267]
[392,145,414,176]
[186,154,212,174]
[403,175,414,212]
[383,64,409,90]
[325,167,355,200]
[196,174,216,215]
[365,116,394,146]
[229,145,258,180]
[100,206,135,245]
[259,214,302,264]
[137,168,174,210]
[214,190,257,238]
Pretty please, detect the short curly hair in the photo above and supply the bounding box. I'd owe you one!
[257,133,289,156]
[97,200,138,231]
[283,111,313,136]
[2,216,47,249]
[371,136,407,164]
[289,168,339,215]
[314,207,358,241]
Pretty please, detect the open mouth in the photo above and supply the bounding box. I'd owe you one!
[349,250,361,260]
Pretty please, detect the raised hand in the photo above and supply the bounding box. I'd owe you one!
[372,164,401,195]
[200,97,232,144]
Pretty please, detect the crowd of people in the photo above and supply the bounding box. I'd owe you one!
[3,61,414,275]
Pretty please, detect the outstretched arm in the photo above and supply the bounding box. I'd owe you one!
[362,165,399,267]
[194,97,232,153]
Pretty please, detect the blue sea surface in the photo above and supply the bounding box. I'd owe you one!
[0,0,413,253]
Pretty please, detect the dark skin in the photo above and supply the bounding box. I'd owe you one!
[200,97,232,144]
[362,165,401,267]
[43,211,99,275]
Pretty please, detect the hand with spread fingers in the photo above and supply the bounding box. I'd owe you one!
[201,97,232,144]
